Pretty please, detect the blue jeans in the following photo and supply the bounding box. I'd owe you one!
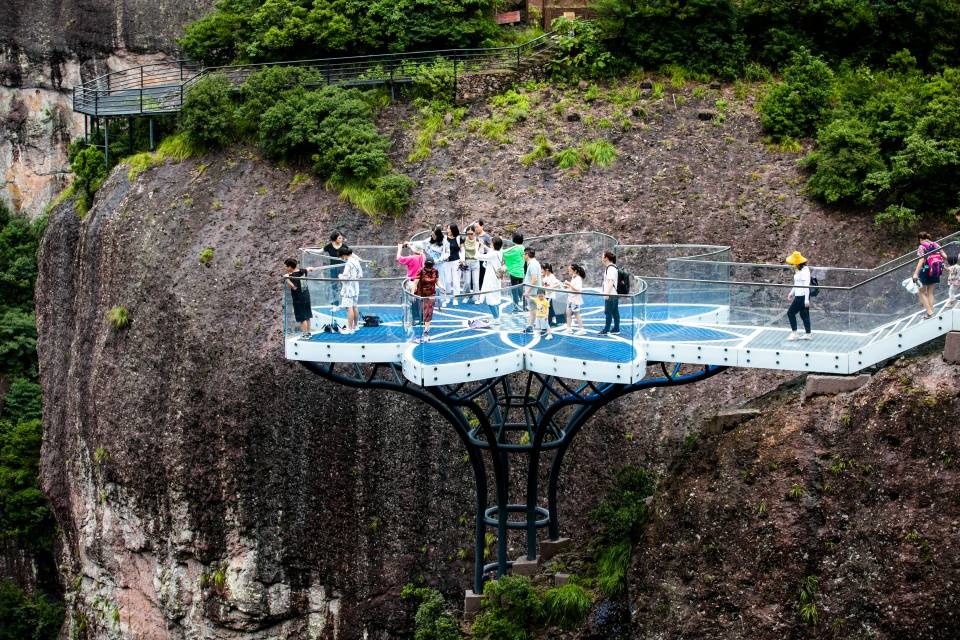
[603,297,620,332]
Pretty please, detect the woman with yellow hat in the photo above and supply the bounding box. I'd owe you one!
[785,251,812,341]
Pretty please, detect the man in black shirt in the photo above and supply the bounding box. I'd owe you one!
[322,230,347,306]
[283,258,318,336]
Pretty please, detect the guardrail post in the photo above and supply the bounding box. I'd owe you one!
[104,118,110,168]
[452,59,458,103]
[149,118,155,151]
[94,92,99,117]
[389,66,395,101]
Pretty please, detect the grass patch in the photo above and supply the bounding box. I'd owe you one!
[44,183,76,215]
[199,247,215,267]
[542,582,592,630]
[581,139,617,167]
[554,147,581,170]
[520,134,553,166]
[106,306,129,330]
[155,133,199,162]
[596,541,631,597]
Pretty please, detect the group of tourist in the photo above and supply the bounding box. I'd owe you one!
[283,226,957,344]
[397,223,619,343]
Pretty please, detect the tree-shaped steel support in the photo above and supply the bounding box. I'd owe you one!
[302,361,726,593]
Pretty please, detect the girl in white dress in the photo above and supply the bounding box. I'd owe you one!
[561,263,586,334]
[479,236,505,321]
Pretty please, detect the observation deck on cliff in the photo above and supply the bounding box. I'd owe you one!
[283,231,960,386]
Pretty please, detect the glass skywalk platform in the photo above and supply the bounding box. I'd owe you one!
[283,232,960,385]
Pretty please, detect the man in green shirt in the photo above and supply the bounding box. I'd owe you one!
[502,232,526,312]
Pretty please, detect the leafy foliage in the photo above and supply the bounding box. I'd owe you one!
[68,144,107,215]
[179,0,497,64]
[472,576,541,640]
[548,18,615,82]
[595,541,631,597]
[180,74,238,149]
[739,0,960,71]
[0,579,63,640]
[541,582,592,630]
[759,49,835,140]
[800,64,960,224]
[237,66,322,136]
[400,584,461,640]
[595,0,747,79]
[589,465,655,546]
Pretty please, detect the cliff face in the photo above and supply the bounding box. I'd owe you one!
[0,0,212,217]
[34,85,958,638]
[632,351,960,639]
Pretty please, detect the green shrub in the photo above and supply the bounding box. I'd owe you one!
[801,117,885,204]
[180,0,497,64]
[759,49,835,140]
[69,145,107,215]
[549,17,615,83]
[106,306,129,330]
[589,466,655,545]
[0,579,63,640]
[542,582,592,630]
[181,74,238,149]
[472,575,540,639]
[238,66,322,136]
[413,59,457,104]
[400,584,461,640]
[1,379,41,424]
[596,0,746,79]
[258,87,390,182]
[371,174,416,214]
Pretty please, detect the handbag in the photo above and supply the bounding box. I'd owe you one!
[362,315,381,327]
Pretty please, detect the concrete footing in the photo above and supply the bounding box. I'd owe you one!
[539,537,572,560]
[511,557,539,576]
[803,373,870,400]
[944,331,960,364]
[554,572,570,586]
[703,408,761,435]
[464,590,483,618]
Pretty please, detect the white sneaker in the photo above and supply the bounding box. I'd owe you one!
[785,331,799,342]
[575,329,587,335]
[799,333,813,341]
[545,334,553,340]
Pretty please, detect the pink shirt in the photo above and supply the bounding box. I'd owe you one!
[398,253,426,279]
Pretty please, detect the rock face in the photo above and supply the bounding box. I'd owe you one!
[35,147,798,638]
[0,0,213,217]
[34,92,958,637]
[632,351,960,639]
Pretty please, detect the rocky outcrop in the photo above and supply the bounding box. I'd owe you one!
[0,0,213,217]
[632,349,960,639]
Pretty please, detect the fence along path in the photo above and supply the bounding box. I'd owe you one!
[72,33,557,117]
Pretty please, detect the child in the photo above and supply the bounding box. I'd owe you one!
[338,246,363,334]
[561,263,586,335]
[542,263,566,327]
[283,258,318,336]
[412,258,439,343]
[947,254,960,308]
[534,289,552,340]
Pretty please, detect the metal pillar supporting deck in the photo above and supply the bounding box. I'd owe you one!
[303,360,726,593]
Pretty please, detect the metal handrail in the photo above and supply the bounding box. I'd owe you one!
[73,32,558,116]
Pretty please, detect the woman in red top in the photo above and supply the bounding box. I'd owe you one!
[412,258,439,343]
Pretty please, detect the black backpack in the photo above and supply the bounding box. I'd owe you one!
[615,267,630,295]
[809,275,820,298]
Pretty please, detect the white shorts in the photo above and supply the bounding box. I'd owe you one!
[535,317,550,330]
[341,296,358,308]
[567,303,581,313]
